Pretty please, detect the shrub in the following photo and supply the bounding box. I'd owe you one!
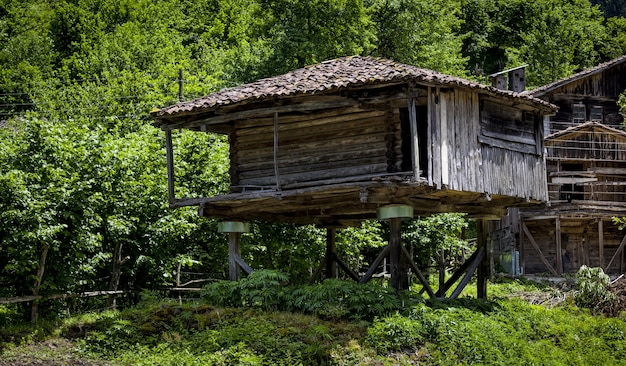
[365,313,424,354]
[574,265,617,312]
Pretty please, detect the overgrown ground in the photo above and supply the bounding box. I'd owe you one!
[1,276,626,366]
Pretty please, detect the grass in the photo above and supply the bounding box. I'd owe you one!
[1,277,625,365]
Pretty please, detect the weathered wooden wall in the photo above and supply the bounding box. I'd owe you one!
[429,88,546,201]
[542,63,626,132]
[231,106,396,189]
[521,218,625,274]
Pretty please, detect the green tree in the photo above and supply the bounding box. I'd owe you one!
[367,0,468,75]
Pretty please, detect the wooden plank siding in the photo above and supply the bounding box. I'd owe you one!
[232,107,397,188]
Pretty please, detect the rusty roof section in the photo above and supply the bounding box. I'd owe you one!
[152,56,556,118]
[525,54,626,97]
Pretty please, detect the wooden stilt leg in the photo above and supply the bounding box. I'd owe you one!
[477,219,487,299]
[326,228,337,279]
[389,218,408,291]
[229,232,241,281]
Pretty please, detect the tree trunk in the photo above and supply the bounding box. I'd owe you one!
[31,243,49,324]
[108,242,124,309]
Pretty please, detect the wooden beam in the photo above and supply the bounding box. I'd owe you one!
[450,246,485,299]
[234,256,254,275]
[360,246,391,284]
[334,256,360,282]
[228,232,241,280]
[605,232,626,272]
[436,246,481,297]
[400,246,435,298]
[326,228,337,278]
[477,219,487,299]
[389,218,409,291]
[408,97,420,181]
[599,219,604,269]
[273,112,281,191]
[162,99,359,130]
[522,222,558,276]
[165,130,176,204]
[555,216,563,275]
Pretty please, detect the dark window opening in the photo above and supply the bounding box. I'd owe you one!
[559,163,585,201]
[399,106,429,177]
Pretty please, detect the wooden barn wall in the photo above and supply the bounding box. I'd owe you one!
[546,130,626,161]
[522,218,626,274]
[544,64,626,131]
[428,88,484,192]
[477,99,547,201]
[231,106,394,188]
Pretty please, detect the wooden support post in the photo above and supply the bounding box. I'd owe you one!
[606,233,626,273]
[218,221,251,281]
[326,228,337,278]
[400,246,435,298]
[273,112,281,191]
[165,130,175,204]
[450,247,484,299]
[438,249,445,296]
[599,219,604,269]
[476,219,488,300]
[437,246,481,298]
[360,246,391,284]
[555,216,563,275]
[389,217,409,291]
[228,232,241,281]
[376,205,413,291]
[408,96,420,180]
[522,222,558,276]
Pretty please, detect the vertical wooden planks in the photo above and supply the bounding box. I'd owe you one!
[408,97,420,180]
[440,89,449,186]
[430,87,442,188]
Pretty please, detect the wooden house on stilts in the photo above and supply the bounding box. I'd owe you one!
[495,55,626,276]
[151,56,556,297]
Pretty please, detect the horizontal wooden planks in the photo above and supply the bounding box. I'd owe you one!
[233,108,393,187]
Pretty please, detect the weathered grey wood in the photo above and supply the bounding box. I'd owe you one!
[476,220,488,299]
[450,246,485,299]
[389,218,409,291]
[162,99,359,130]
[234,256,254,275]
[408,97,420,181]
[599,219,605,269]
[400,245,435,298]
[436,246,481,297]
[556,216,563,275]
[522,222,558,276]
[440,90,449,186]
[427,88,433,186]
[478,135,538,155]
[334,256,360,282]
[228,232,241,280]
[326,228,337,279]
[360,245,391,284]
[605,232,626,272]
[273,112,281,191]
[165,130,176,203]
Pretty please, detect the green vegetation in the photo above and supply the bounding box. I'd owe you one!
[2,0,626,362]
[1,278,626,365]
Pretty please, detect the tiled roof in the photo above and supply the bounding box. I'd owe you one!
[524,54,626,97]
[152,56,556,118]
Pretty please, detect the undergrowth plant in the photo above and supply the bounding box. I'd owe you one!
[202,271,406,320]
[574,265,617,312]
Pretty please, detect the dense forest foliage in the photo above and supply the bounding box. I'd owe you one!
[2,0,626,320]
